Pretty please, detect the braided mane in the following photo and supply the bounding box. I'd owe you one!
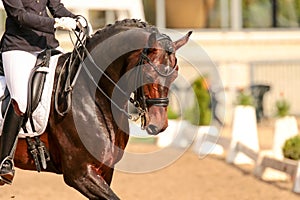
[86,19,159,48]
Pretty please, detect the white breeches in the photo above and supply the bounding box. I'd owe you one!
[0,76,6,97]
[0,76,5,119]
[2,50,39,113]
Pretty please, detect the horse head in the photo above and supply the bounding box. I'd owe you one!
[77,20,192,136]
[134,31,192,135]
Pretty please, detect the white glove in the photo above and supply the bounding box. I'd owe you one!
[54,17,77,31]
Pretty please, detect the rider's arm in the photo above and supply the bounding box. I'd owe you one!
[2,0,55,33]
[2,0,75,34]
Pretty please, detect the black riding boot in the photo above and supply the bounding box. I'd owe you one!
[0,100,24,185]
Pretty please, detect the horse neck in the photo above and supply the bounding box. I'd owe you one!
[81,50,131,123]
[84,37,141,98]
[97,51,140,107]
[80,27,148,123]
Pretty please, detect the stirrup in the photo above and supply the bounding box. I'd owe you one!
[0,157,15,185]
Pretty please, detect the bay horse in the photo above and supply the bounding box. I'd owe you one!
[6,19,191,199]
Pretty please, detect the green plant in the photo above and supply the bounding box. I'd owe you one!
[236,90,254,106]
[275,98,290,118]
[167,106,179,119]
[282,135,300,160]
[184,76,211,126]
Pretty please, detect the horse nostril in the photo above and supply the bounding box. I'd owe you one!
[146,124,159,135]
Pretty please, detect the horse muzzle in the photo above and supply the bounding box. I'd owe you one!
[144,101,169,135]
[146,124,161,135]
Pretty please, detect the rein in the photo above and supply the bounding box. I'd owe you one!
[132,48,171,128]
[55,28,173,128]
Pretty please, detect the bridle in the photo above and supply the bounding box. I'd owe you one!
[55,28,176,129]
[131,41,177,128]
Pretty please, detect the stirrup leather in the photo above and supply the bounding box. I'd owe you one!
[0,156,15,184]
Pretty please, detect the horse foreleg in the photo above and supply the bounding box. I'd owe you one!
[64,165,119,200]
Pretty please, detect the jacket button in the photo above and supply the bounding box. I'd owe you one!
[37,0,39,2]
[39,12,42,15]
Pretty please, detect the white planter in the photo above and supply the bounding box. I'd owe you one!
[254,116,298,181]
[272,116,298,159]
[227,105,259,164]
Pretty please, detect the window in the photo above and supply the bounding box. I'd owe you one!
[243,0,300,28]
[204,0,300,29]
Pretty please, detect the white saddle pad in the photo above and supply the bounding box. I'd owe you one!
[0,54,61,138]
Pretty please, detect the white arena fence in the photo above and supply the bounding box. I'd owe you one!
[156,120,300,194]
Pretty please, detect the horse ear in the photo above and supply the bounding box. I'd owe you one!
[174,31,192,50]
[147,32,157,48]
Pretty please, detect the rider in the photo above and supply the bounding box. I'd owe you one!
[0,0,86,185]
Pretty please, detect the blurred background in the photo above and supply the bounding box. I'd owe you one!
[1,1,300,199]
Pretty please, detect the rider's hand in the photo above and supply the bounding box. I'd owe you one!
[54,17,77,31]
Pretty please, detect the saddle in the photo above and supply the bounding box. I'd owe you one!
[0,49,61,120]
[0,49,61,172]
